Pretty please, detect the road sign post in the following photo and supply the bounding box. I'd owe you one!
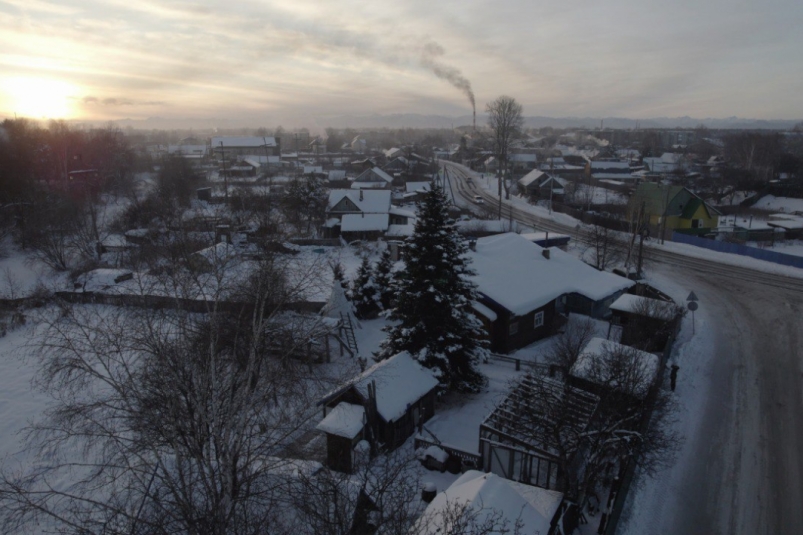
[687,292,699,334]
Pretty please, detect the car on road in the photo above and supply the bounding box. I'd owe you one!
[473,195,484,204]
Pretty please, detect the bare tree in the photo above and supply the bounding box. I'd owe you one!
[486,96,523,206]
[546,316,598,374]
[585,223,625,271]
[0,252,344,534]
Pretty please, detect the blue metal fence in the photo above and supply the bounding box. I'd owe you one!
[672,232,803,269]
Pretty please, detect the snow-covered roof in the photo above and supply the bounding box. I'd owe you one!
[766,219,803,230]
[571,338,660,398]
[469,233,634,315]
[356,167,393,183]
[340,214,389,232]
[471,301,498,321]
[243,155,281,167]
[415,471,563,535]
[592,172,638,180]
[75,269,133,292]
[328,170,347,181]
[168,144,207,156]
[405,181,431,193]
[609,294,676,320]
[192,242,239,265]
[328,189,391,214]
[518,169,545,187]
[212,136,277,148]
[510,153,537,162]
[101,234,129,248]
[350,181,388,190]
[386,224,415,237]
[316,402,365,439]
[343,353,439,422]
[389,207,415,218]
[590,161,630,170]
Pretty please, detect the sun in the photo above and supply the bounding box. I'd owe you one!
[2,76,78,119]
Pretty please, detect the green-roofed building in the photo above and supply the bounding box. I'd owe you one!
[630,183,721,231]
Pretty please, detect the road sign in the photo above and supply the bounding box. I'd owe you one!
[687,291,699,302]
[687,301,698,311]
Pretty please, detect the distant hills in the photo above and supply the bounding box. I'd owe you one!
[320,113,802,131]
[91,114,802,131]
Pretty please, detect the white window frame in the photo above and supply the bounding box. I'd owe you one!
[534,311,544,329]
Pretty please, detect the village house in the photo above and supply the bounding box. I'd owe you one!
[631,183,721,232]
[590,160,635,181]
[324,189,414,241]
[509,151,538,171]
[468,233,634,354]
[517,170,566,199]
[316,352,440,473]
[211,136,280,158]
[350,166,394,190]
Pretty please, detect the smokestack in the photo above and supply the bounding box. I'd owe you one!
[473,109,476,132]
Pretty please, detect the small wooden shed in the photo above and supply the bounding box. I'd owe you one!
[316,352,440,472]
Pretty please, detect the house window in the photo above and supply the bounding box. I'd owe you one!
[534,311,544,329]
[509,321,519,336]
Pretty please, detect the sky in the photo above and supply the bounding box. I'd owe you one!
[1,0,802,129]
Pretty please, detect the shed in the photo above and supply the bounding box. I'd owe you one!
[569,338,661,400]
[609,294,678,350]
[317,353,440,472]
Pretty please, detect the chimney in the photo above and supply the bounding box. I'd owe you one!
[359,189,364,201]
[542,248,550,260]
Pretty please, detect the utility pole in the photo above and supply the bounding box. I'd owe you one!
[220,141,229,203]
[637,202,647,278]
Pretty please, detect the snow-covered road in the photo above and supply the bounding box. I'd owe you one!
[623,266,803,535]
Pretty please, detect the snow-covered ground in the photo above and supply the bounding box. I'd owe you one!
[752,194,803,213]
[745,239,803,258]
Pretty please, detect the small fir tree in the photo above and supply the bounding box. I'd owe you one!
[377,185,487,392]
[373,247,395,310]
[350,256,382,319]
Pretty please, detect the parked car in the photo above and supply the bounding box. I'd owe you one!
[473,195,484,204]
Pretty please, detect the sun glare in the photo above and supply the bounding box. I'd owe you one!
[2,77,77,119]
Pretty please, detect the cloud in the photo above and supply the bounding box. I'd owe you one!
[79,95,165,107]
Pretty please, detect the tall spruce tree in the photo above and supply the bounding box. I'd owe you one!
[378,185,487,392]
[350,256,382,319]
[373,247,395,310]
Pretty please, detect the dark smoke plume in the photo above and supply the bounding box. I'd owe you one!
[421,41,475,121]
